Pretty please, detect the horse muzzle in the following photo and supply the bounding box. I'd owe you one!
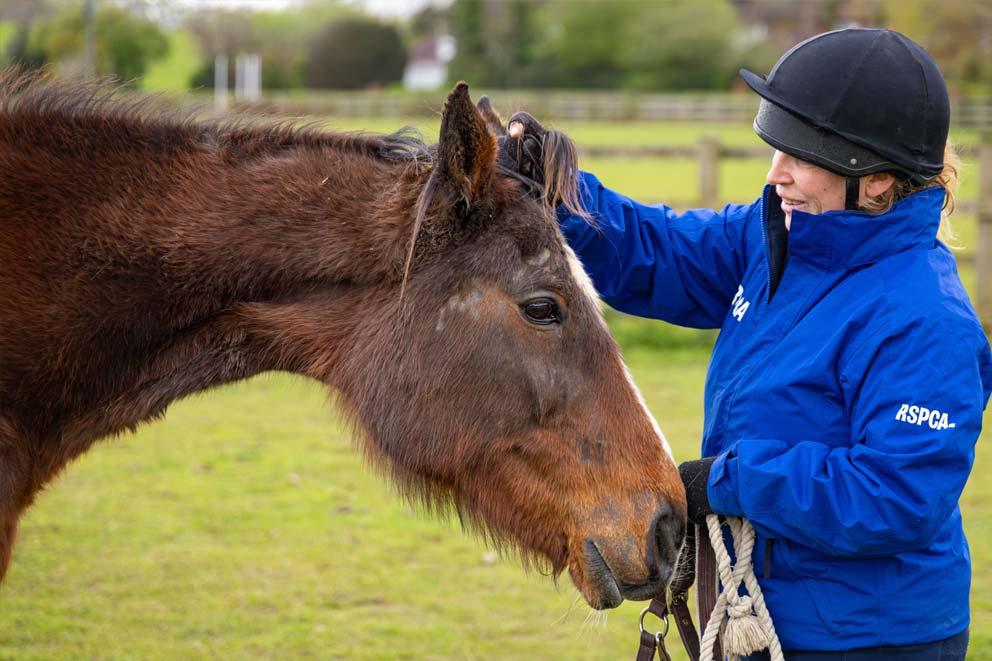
[579,503,685,609]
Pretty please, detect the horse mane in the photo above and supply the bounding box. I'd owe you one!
[0,68,434,166]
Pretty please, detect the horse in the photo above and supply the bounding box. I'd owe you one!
[0,70,686,612]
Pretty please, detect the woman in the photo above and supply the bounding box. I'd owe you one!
[512,28,991,658]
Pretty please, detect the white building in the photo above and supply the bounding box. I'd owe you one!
[403,34,455,91]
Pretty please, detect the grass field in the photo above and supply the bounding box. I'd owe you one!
[0,117,989,658]
[141,30,203,94]
[3,347,990,659]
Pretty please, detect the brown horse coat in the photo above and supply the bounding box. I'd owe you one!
[0,71,685,609]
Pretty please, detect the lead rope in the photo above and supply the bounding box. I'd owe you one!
[699,515,784,661]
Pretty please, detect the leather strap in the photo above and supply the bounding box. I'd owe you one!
[696,522,722,661]
[670,590,699,660]
[845,175,860,210]
[636,597,673,661]
[670,525,700,660]
[636,522,724,661]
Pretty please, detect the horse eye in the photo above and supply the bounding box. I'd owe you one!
[521,298,560,325]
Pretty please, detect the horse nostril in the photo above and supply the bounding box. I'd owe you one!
[651,502,686,577]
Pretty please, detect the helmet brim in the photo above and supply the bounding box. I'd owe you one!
[741,67,937,184]
[752,99,915,181]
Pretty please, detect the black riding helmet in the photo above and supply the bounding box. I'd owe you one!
[740,28,950,208]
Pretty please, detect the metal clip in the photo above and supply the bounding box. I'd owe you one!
[638,604,670,640]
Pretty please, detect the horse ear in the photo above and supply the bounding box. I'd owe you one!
[437,82,497,206]
[476,95,507,137]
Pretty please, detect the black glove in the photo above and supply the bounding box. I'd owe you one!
[679,457,716,525]
[495,110,546,188]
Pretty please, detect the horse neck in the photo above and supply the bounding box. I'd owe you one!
[156,142,425,302]
[2,124,425,424]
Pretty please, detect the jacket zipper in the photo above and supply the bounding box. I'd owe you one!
[764,538,774,579]
[759,190,779,304]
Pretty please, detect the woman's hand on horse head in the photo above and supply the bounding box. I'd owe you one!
[497,111,546,186]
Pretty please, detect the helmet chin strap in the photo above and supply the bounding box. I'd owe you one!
[845,176,861,210]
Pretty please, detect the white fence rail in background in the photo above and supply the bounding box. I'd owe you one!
[240,91,992,129]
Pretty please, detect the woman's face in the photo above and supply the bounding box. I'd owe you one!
[765,150,847,230]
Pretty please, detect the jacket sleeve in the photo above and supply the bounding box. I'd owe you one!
[707,317,992,557]
[559,171,760,329]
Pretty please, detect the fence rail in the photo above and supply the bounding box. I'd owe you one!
[978,141,992,333]
[244,91,992,129]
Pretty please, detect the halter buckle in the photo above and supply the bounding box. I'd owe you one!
[638,604,670,639]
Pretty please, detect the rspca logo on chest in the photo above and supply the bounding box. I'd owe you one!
[895,404,956,430]
[731,285,750,322]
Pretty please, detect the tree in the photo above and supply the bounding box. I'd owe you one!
[0,0,52,69]
[25,5,168,82]
[617,0,741,90]
[535,1,629,89]
[304,18,406,89]
[446,0,541,87]
[186,9,258,89]
[884,0,992,92]
[186,3,363,90]
[534,0,743,90]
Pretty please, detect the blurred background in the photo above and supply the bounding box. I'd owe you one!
[0,1,990,659]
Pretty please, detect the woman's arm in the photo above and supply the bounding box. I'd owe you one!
[706,317,992,556]
[560,172,761,329]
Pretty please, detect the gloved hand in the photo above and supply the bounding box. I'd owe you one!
[495,110,547,188]
[679,457,716,525]
[491,107,585,217]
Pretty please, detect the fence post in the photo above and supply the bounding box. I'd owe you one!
[698,136,720,209]
[978,135,992,335]
[214,54,228,112]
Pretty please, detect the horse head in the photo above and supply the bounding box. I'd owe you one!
[333,84,686,609]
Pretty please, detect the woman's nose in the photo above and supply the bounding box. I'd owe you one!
[766,150,793,186]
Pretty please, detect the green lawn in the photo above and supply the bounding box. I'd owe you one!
[0,117,988,658]
[141,30,203,93]
[2,341,990,659]
[0,352,709,660]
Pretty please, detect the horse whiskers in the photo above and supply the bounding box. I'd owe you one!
[552,592,585,627]
[579,606,609,633]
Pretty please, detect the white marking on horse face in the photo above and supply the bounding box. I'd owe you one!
[458,290,483,317]
[437,289,485,331]
[623,363,674,461]
[563,245,673,461]
[563,244,602,317]
[527,248,551,267]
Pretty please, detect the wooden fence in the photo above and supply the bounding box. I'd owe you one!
[583,137,991,332]
[246,91,992,129]
[977,141,992,334]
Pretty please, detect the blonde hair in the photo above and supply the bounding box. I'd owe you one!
[860,142,961,246]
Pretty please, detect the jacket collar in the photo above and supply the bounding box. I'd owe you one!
[762,184,945,268]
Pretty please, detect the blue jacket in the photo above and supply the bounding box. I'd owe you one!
[560,173,992,650]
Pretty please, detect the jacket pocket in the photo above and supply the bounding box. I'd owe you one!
[774,540,843,636]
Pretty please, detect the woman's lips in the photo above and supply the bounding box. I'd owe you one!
[781,198,806,213]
